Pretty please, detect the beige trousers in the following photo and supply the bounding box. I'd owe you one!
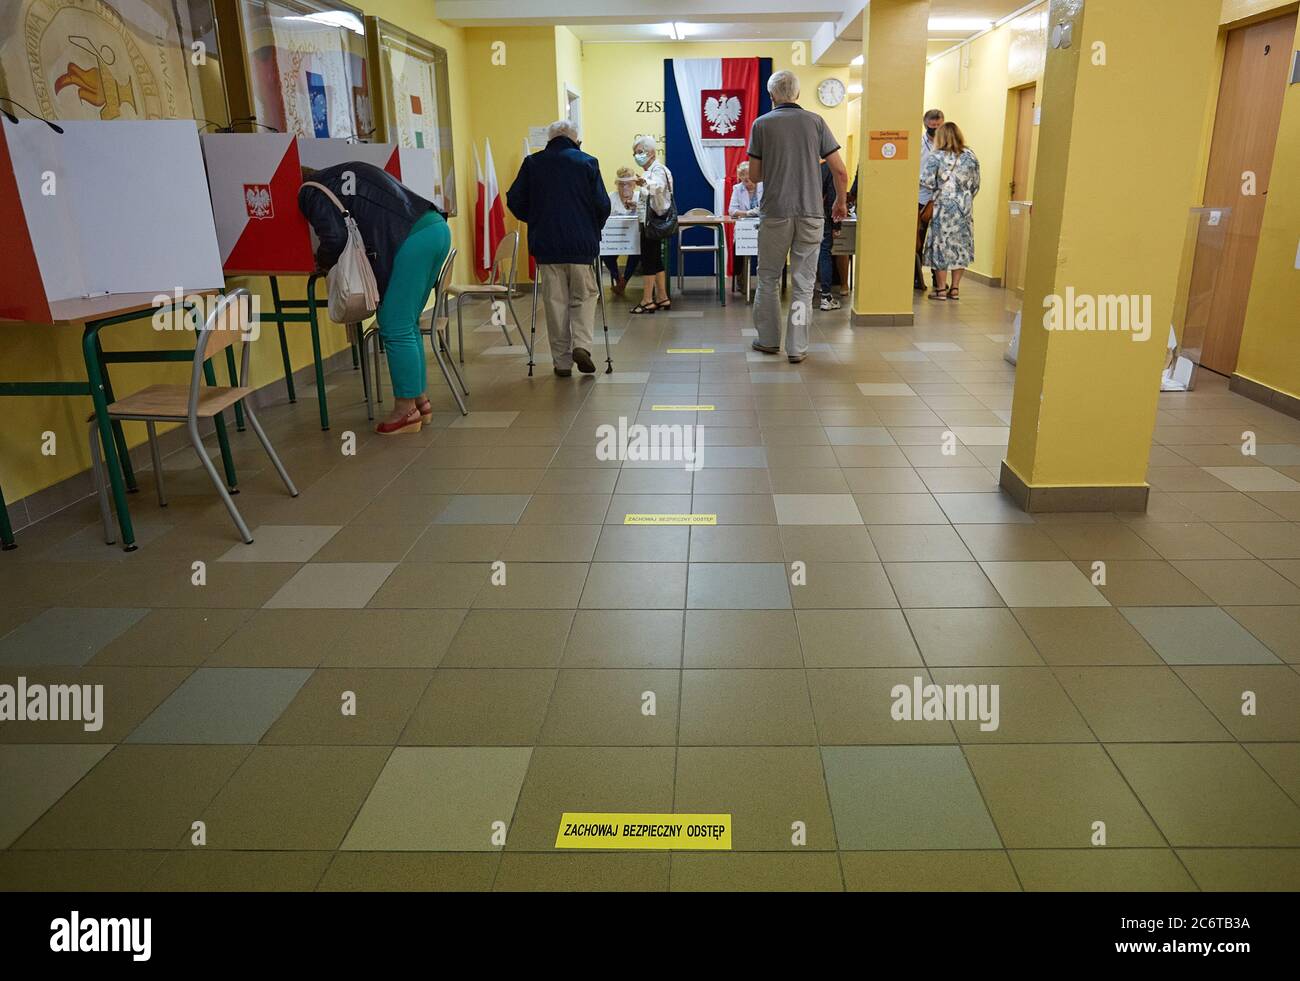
[539,263,596,370]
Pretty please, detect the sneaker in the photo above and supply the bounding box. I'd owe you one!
[788,354,807,364]
[553,366,572,378]
[573,347,596,374]
[751,340,779,354]
[819,295,840,311]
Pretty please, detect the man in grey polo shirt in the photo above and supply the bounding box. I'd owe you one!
[747,70,848,363]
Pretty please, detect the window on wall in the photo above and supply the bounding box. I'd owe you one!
[235,0,373,139]
[0,0,228,124]
[371,18,457,216]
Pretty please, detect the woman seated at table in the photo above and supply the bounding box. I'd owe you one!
[728,161,762,217]
[299,162,450,435]
[604,166,641,297]
[728,162,762,291]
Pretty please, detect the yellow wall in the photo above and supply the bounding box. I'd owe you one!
[0,0,476,508]
[923,3,1047,282]
[1234,8,1300,399]
[555,26,585,124]
[580,41,857,197]
[464,26,562,274]
[1221,0,1300,23]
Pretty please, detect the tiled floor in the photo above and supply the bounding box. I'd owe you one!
[3,279,1300,892]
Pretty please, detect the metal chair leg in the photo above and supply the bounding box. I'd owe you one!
[356,326,374,421]
[371,328,383,406]
[457,300,465,364]
[430,330,467,415]
[506,296,530,354]
[440,328,469,396]
[189,418,252,543]
[242,400,298,498]
[88,421,115,545]
[146,421,166,508]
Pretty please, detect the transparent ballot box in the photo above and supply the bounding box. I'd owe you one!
[1166,206,1233,391]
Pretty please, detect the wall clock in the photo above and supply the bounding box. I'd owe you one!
[817,77,846,107]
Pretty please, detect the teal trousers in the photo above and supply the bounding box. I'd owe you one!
[376,209,451,399]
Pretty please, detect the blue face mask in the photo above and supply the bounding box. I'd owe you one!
[634,151,651,167]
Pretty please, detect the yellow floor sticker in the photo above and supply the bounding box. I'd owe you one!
[556,813,732,850]
[666,348,714,354]
[650,404,715,411]
[623,514,717,525]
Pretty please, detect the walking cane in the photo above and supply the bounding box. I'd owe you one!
[527,269,539,378]
[593,259,614,374]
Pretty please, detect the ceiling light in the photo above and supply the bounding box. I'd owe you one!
[850,54,863,66]
[927,17,993,33]
[670,22,690,41]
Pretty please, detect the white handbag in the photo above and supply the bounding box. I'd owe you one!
[302,181,380,324]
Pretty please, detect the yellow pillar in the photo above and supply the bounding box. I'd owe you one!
[1001,0,1222,512]
[852,0,931,326]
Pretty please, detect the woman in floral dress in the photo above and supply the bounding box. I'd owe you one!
[919,122,981,301]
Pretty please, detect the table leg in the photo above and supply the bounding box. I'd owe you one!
[225,345,245,432]
[82,326,137,551]
[306,277,329,431]
[93,333,138,493]
[270,277,296,404]
[203,358,239,491]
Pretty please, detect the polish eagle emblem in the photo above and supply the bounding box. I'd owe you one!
[243,184,274,220]
[704,94,743,136]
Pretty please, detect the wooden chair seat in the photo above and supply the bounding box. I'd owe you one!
[107,383,253,420]
[448,283,510,295]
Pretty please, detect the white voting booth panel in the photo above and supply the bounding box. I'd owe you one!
[201,133,315,276]
[0,118,223,323]
[600,216,640,255]
[297,138,439,203]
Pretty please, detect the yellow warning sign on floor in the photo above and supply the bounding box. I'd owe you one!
[555,813,732,850]
[623,514,717,525]
[666,348,714,354]
[651,404,715,411]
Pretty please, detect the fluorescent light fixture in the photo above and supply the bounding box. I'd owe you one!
[927,17,993,33]
[847,83,863,94]
[850,54,864,66]
[667,22,690,41]
[302,10,364,34]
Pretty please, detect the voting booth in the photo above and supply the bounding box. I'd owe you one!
[297,138,440,207]
[202,133,316,277]
[0,118,224,323]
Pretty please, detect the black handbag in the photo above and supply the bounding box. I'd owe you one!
[642,171,678,241]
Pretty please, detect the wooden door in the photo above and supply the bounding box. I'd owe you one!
[1195,12,1296,375]
[1011,86,1036,201]
[1004,86,1037,293]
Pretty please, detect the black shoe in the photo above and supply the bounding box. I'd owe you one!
[573,348,596,374]
[914,282,926,291]
[751,340,779,354]
[553,366,572,378]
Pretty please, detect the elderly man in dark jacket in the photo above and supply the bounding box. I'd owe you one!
[506,120,611,376]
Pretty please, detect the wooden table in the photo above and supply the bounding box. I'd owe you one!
[0,289,235,551]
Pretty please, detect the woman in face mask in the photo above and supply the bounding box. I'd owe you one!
[630,136,673,314]
[604,166,641,296]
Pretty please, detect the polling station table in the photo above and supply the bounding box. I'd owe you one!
[0,117,231,551]
[0,290,240,552]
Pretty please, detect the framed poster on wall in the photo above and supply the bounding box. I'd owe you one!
[226,0,373,140]
[0,0,228,125]
[369,17,456,215]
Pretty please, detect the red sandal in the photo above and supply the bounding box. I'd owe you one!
[375,406,423,435]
